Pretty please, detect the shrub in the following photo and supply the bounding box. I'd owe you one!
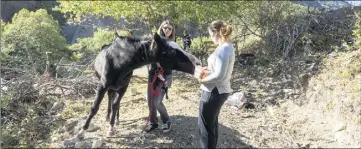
[2,9,68,74]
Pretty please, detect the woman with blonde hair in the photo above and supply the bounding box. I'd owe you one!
[195,20,235,148]
[145,20,181,133]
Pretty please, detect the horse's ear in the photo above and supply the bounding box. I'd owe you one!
[112,31,119,41]
[114,31,120,37]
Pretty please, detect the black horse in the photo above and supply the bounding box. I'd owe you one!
[73,32,200,139]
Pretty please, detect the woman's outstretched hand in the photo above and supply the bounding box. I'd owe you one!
[194,66,209,83]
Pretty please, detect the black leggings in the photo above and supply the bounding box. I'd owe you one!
[198,87,230,148]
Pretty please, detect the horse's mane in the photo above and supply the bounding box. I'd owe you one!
[100,35,152,51]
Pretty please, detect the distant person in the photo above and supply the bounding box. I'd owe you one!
[183,30,192,50]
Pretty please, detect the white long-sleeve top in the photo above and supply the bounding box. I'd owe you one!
[200,43,235,94]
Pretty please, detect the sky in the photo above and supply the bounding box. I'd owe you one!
[347,1,361,6]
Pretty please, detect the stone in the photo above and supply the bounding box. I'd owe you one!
[310,144,319,148]
[283,89,294,94]
[61,139,75,148]
[333,121,346,132]
[75,141,84,148]
[130,87,137,96]
[50,102,65,114]
[267,106,275,117]
[92,138,104,148]
[301,143,311,148]
[86,123,100,132]
[51,137,59,142]
[65,119,79,131]
[334,131,352,145]
[329,52,338,58]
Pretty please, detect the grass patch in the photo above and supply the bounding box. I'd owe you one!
[339,71,352,79]
[58,101,92,120]
[326,102,333,110]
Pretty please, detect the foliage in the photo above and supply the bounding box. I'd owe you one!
[232,1,309,38]
[55,1,241,33]
[69,28,125,52]
[68,28,128,62]
[54,1,314,57]
[352,9,361,48]
[58,101,91,119]
[0,20,5,34]
[1,9,68,73]
[0,74,56,148]
[176,36,212,53]
[257,6,360,66]
[0,20,7,61]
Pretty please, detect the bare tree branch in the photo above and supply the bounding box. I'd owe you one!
[354,10,361,19]
[237,15,265,39]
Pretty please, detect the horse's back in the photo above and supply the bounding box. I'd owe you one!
[94,50,108,78]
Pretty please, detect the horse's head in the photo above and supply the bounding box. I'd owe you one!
[152,33,201,75]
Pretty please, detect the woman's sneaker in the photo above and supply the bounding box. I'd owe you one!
[162,121,171,133]
[145,123,159,133]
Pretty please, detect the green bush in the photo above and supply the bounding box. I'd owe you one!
[1,9,68,73]
[69,28,117,52]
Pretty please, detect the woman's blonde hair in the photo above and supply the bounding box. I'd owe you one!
[208,20,232,43]
[157,20,176,41]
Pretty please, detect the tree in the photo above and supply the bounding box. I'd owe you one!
[2,9,68,74]
[54,1,241,34]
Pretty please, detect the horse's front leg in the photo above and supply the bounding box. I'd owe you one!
[76,83,108,139]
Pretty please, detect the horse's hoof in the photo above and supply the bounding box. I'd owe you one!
[107,130,116,137]
[76,129,85,140]
[67,136,79,143]
[107,126,116,137]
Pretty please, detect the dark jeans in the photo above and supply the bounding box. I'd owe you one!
[198,87,229,148]
[147,73,172,124]
[183,43,190,50]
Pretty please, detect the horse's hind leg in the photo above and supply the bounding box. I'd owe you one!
[116,71,133,124]
[107,83,129,137]
[108,72,132,137]
[106,90,115,121]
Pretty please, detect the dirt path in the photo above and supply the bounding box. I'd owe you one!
[132,65,149,78]
[47,63,360,148]
[50,74,254,148]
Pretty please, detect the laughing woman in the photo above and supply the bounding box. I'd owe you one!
[145,20,182,133]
